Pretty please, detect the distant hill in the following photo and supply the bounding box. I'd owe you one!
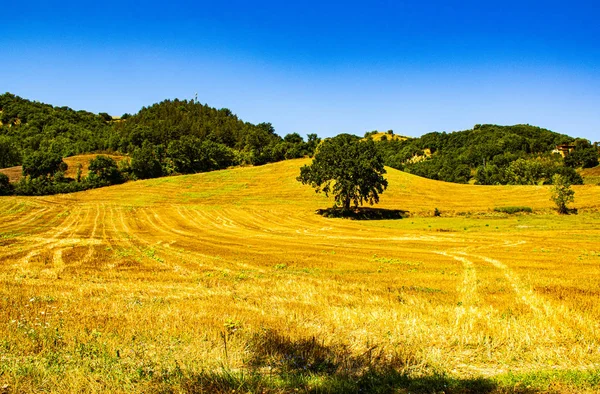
[0,93,115,168]
[113,99,271,151]
[374,124,598,185]
[0,93,319,195]
[1,93,317,170]
[2,93,597,191]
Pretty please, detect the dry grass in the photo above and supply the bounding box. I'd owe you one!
[368,132,410,142]
[0,154,127,182]
[1,159,600,393]
[581,165,600,185]
[0,166,21,182]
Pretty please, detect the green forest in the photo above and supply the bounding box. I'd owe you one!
[373,124,598,185]
[0,93,318,195]
[0,92,598,196]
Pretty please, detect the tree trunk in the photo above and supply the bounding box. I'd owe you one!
[343,195,351,211]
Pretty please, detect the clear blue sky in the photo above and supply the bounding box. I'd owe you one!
[2,0,599,141]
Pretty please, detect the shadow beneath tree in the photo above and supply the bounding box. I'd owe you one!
[316,207,409,220]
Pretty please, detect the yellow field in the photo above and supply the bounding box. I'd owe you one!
[581,166,600,185]
[367,132,410,142]
[1,159,600,393]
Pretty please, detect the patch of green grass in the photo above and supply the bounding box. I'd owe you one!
[494,368,600,392]
[371,255,422,267]
[0,231,22,240]
[494,206,533,214]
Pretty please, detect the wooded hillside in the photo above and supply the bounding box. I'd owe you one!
[374,124,598,185]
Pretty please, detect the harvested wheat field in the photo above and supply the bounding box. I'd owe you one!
[1,159,600,393]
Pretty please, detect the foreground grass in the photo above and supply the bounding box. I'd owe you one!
[1,159,600,392]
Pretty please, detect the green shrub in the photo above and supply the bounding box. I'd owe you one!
[493,206,533,214]
[0,173,13,195]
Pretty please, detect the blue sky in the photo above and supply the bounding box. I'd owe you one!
[2,0,599,141]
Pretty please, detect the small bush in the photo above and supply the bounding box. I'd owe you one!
[493,206,533,214]
[0,173,13,195]
[551,174,575,214]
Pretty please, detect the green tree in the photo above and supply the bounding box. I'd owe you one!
[297,134,388,211]
[244,122,280,165]
[0,136,21,168]
[98,112,112,122]
[306,133,320,157]
[0,173,13,195]
[22,151,66,179]
[88,155,123,185]
[130,140,163,179]
[550,174,575,214]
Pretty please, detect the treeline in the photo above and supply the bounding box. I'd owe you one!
[373,124,599,185]
[0,93,114,168]
[111,99,319,176]
[0,93,320,195]
[0,154,126,196]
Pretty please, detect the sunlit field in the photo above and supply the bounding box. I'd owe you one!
[1,159,600,393]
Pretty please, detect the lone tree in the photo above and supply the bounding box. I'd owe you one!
[297,134,388,211]
[550,173,575,214]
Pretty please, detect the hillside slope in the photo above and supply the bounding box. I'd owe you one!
[376,123,598,185]
[1,159,600,391]
[581,165,600,185]
[18,158,597,214]
[0,93,115,167]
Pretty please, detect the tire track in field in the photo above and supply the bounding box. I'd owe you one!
[0,206,83,262]
[46,206,92,275]
[77,204,101,267]
[171,207,318,254]
[136,207,241,273]
[59,204,102,273]
[39,206,93,278]
[11,207,69,235]
[112,207,197,276]
[458,252,599,338]
[160,206,294,271]
[6,207,87,276]
[0,200,20,215]
[0,206,52,231]
[436,251,481,330]
[176,206,439,262]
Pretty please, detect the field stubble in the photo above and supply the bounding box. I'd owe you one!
[1,159,600,393]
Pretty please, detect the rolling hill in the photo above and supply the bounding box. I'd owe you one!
[581,165,600,185]
[1,159,600,392]
[17,158,597,213]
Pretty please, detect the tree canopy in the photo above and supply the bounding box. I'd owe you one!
[550,174,575,214]
[297,134,388,210]
[1,92,321,195]
[372,124,597,185]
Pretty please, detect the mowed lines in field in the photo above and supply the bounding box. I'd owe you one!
[2,159,600,389]
[4,206,96,278]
